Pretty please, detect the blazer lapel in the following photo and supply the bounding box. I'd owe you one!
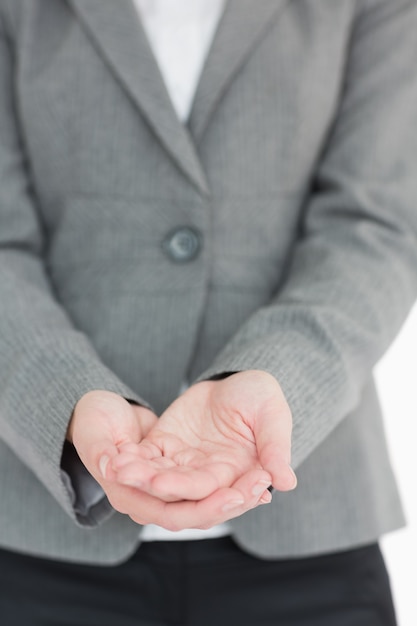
[188,0,290,143]
[68,0,209,195]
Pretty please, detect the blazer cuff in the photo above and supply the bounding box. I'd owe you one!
[61,441,113,527]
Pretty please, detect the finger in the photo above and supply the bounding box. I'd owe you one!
[126,468,273,530]
[114,459,235,501]
[147,461,239,501]
[112,455,176,490]
[258,489,273,505]
[254,405,297,491]
[115,447,249,502]
[115,442,145,457]
[112,450,176,472]
[83,441,125,485]
[258,440,297,492]
[94,441,158,486]
[112,440,174,481]
[127,489,241,530]
[227,468,272,510]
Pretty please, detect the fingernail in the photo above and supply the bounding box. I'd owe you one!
[252,480,272,497]
[222,499,244,512]
[259,490,272,505]
[99,455,110,479]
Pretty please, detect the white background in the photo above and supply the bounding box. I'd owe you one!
[375,304,417,626]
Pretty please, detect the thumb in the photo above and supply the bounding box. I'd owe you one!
[255,403,297,492]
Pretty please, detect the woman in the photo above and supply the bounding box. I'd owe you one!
[1,1,416,623]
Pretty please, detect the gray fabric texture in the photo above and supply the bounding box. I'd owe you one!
[0,0,417,563]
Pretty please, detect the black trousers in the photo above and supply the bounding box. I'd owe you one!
[0,537,397,626]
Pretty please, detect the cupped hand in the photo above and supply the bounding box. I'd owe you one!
[112,371,297,506]
[68,389,274,531]
[67,390,158,481]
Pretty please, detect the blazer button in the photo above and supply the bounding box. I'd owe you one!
[162,227,202,262]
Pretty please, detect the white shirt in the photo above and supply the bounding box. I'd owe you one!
[132,0,230,541]
[132,0,225,121]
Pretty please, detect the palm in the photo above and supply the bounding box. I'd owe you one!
[69,383,292,531]
[113,371,295,502]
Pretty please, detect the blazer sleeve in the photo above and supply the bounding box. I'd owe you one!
[0,11,150,526]
[198,0,417,470]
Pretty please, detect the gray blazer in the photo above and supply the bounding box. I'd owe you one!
[1,0,417,564]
